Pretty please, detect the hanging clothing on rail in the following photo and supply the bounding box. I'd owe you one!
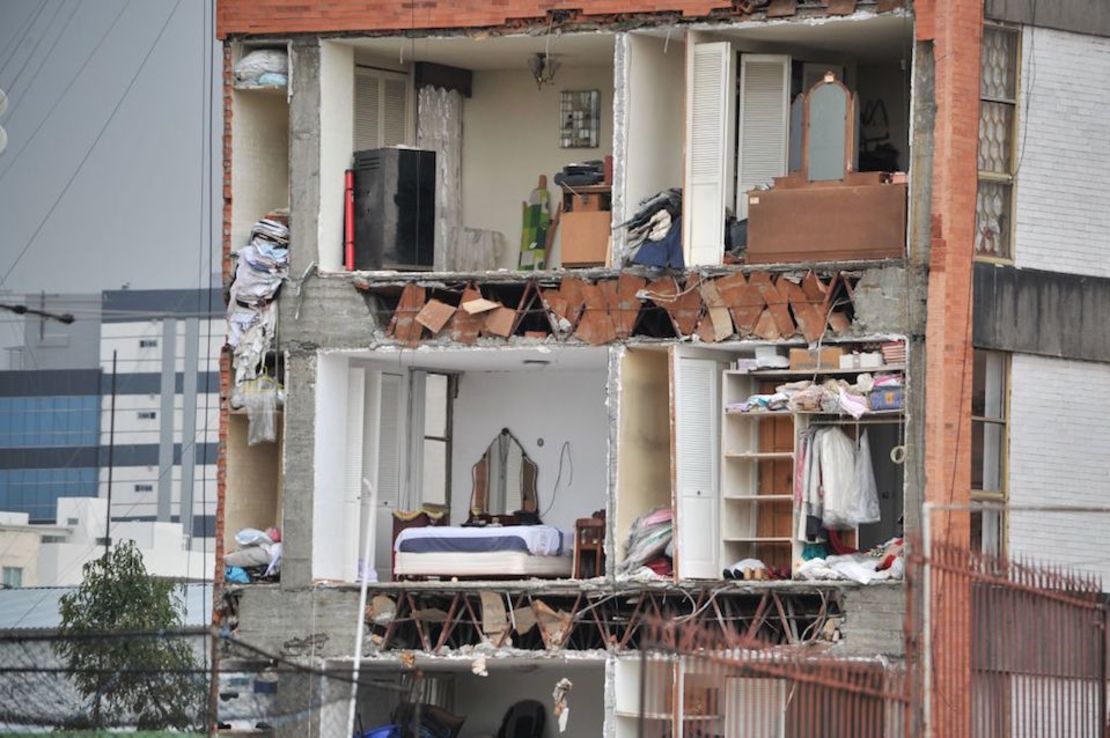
[796,427,881,541]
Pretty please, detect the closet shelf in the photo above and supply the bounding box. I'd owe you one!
[727,364,905,377]
[724,409,793,416]
[723,494,793,501]
[722,537,793,543]
[724,451,794,460]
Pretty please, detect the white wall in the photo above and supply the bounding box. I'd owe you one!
[313,353,353,579]
[624,35,685,213]
[450,370,609,534]
[230,87,290,254]
[452,663,605,738]
[1013,26,1110,277]
[0,531,41,586]
[1007,353,1110,584]
[462,66,615,270]
[318,41,354,271]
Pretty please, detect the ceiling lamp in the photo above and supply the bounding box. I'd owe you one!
[528,52,560,89]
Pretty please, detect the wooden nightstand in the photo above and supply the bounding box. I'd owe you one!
[574,515,605,579]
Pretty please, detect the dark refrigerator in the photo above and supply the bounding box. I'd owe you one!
[352,147,436,270]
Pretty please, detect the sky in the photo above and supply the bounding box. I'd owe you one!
[0,0,221,297]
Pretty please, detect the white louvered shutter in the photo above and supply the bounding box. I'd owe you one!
[736,54,790,220]
[354,69,381,150]
[674,355,720,579]
[382,76,409,146]
[683,41,736,267]
[354,69,410,150]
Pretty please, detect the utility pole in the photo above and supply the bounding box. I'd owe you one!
[104,350,117,558]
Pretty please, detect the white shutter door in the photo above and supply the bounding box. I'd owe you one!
[382,76,409,146]
[354,69,381,150]
[341,367,366,582]
[375,371,405,581]
[683,41,735,267]
[736,54,790,220]
[674,356,719,579]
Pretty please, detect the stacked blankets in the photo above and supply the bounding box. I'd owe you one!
[618,506,674,577]
[228,214,288,388]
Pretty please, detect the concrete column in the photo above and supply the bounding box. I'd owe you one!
[181,317,200,538]
[280,351,317,589]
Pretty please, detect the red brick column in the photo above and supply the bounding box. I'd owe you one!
[916,2,981,737]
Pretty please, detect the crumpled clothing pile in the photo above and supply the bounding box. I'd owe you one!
[617,506,673,577]
[228,214,289,388]
[727,372,902,418]
[797,537,904,585]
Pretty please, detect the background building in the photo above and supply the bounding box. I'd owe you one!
[0,0,221,587]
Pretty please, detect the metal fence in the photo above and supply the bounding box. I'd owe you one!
[918,512,1107,738]
[636,619,909,737]
[633,506,1109,738]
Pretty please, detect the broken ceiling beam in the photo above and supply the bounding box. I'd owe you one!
[387,283,426,347]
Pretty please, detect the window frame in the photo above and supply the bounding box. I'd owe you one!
[970,349,1011,555]
[2,567,23,588]
[975,23,1022,264]
[416,371,455,510]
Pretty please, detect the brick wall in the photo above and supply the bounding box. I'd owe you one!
[218,0,734,37]
[1013,27,1110,278]
[918,0,982,517]
[1008,353,1110,585]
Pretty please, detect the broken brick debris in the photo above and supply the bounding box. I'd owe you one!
[386,283,426,347]
[415,299,456,334]
[448,283,484,345]
[370,270,858,347]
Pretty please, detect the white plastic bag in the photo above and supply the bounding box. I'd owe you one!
[233,49,288,84]
[850,430,882,525]
[243,376,279,445]
[235,527,273,548]
[819,428,858,529]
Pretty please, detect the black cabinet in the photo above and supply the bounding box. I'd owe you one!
[352,147,435,270]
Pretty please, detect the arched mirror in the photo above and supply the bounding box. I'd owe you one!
[804,71,854,183]
[470,428,538,518]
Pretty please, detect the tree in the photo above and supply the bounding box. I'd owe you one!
[55,540,205,731]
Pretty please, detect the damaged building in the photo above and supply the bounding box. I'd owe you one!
[212,0,1107,734]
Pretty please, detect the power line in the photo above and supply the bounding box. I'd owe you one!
[0,0,131,184]
[0,1,50,82]
[3,0,67,101]
[0,0,181,291]
[4,0,80,108]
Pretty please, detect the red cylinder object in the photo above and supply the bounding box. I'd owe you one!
[344,169,355,270]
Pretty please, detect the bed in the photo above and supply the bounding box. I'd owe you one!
[393,524,573,579]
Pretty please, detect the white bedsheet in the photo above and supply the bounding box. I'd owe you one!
[393,524,568,556]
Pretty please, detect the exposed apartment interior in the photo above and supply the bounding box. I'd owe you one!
[228,11,913,275]
[310,346,609,584]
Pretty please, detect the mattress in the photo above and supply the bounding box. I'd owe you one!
[394,551,574,578]
[394,524,566,556]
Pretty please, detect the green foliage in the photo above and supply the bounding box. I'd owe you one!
[54,541,205,731]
